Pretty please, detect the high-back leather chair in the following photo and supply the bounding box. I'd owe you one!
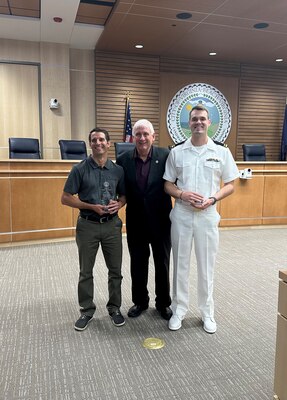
[9,137,41,159]
[59,140,87,160]
[242,144,266,161]
[114,142,135,158]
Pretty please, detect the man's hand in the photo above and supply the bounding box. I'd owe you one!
[105,199,121,214]
[180,191,204,206]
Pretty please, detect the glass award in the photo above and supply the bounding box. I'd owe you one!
[101,181,112,212]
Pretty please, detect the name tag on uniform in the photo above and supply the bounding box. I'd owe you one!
[206,158,220,162]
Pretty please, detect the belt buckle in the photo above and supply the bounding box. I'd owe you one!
[99,216,107,224]
[191,206,202,212]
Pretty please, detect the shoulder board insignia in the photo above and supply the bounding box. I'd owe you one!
[168,140,187,150]
[212,139,228,148]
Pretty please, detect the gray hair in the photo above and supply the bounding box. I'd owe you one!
[132,119,155,136]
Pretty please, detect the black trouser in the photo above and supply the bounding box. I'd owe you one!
[127,223,171,309]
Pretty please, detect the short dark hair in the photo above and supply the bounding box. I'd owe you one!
[189,104,210,119]
[89,128,110,142]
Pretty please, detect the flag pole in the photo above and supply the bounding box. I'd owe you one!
[124,92,132,142]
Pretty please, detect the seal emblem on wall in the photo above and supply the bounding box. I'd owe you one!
[166,83,232,144]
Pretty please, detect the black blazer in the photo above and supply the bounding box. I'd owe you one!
[117,146,172,235]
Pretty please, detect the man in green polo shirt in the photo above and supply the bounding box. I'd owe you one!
[61,128,126,331]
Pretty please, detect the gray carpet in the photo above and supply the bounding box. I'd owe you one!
[0,227,286,400]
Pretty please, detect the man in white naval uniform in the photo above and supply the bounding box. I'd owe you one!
[164,105,239,333]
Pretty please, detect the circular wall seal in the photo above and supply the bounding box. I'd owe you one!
[166,83,232,144]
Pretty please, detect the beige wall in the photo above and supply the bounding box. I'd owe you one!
[0,63,40,159]
[0,38,95,160]
[70,48,95,158]
[40,42,71,159]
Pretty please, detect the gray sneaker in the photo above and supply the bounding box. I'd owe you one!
[110,310,125,327]
[74,315,93,331]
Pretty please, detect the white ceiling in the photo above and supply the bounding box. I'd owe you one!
[0,0,104,49]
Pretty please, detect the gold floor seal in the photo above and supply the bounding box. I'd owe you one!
[142,337,165,349]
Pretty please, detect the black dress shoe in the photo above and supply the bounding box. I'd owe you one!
[128,304,148,318]
[157,306,173,320]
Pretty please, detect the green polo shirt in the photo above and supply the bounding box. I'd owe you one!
[63,155,125,218]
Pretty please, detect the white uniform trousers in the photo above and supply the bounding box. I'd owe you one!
[170,202,220,318]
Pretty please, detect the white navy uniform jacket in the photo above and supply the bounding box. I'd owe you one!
[163,138,239,201]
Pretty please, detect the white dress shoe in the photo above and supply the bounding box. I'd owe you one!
[202,317,217,333]
[168,314,183,331]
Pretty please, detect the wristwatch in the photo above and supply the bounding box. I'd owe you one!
[209,196,217,205]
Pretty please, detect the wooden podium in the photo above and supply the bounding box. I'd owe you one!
[0,159,127,244]
[1,160,287,244]
[274,270,287,400]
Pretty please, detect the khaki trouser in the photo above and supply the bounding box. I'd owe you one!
[76,216,123,316]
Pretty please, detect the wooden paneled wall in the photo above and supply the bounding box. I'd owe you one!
[237,65,287,161]
[160,57,241,77]
[95,51,287,161]
[160,57,287,160]
[95,52,160,159]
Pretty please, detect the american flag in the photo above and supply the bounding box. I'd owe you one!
[124,99,133,143]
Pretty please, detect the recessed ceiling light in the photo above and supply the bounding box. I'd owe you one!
[209,52,217,56]
[253,22,269,29]
[276,58,283,62]
[135,44,144,49]
[176,12,192,20]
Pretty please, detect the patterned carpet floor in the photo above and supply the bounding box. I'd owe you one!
[0,227,286,399]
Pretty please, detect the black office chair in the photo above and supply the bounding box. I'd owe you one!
[114,142,135,158]
[242,144,266,161]
[59,140,87,160]
[9,137,41,159]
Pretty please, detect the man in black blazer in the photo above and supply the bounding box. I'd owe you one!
[117,119,172,320]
